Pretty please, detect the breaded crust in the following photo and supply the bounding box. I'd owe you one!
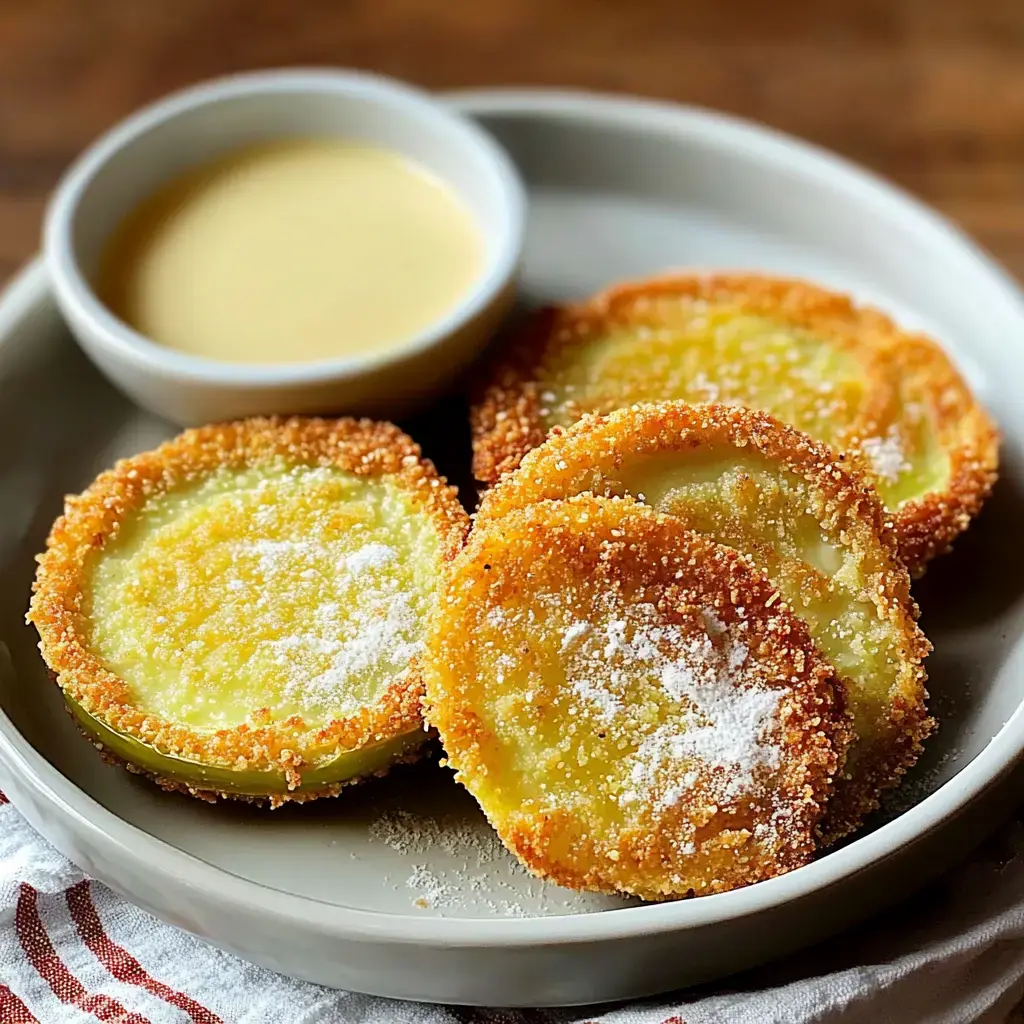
[28,416,469,802]
[470,274,999,575]
[425,495,851,900]
[476,402,932,842]
[58,670,428,808]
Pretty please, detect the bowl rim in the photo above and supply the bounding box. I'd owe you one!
[3,85,1023,949]
[42,68,526,387]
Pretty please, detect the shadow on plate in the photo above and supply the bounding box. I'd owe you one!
[915,472,1024,633]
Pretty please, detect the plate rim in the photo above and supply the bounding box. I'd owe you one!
[1,86,1023,949]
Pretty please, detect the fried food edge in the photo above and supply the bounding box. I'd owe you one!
[426,495,852,899]
[476,401,933,841]
[28,415,469,801]
[469,273,999,574]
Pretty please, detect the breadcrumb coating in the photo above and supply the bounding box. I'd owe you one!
[470,274,998,575]
[28,416,469,803]
[477,401,932,841]
[425,495,851,900]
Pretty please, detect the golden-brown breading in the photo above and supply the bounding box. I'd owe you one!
[476,402,932,842]
[425,495,851,900]
[28,416,469,804]
[470,274,999,575]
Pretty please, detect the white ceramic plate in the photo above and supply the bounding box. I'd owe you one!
[1,89,1023,1008]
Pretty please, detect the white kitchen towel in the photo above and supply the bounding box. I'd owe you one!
[1,794,1023,1024]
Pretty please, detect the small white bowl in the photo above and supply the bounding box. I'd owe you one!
[43,69,525,425]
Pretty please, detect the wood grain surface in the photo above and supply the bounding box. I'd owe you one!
[0,0,1022,284]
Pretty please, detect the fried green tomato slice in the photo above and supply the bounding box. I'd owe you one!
[470,274,999,575]
[476,402,932,841]
[425,495,850,900]
[28,417,469,804]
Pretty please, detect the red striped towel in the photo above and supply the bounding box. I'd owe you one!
[1,793,1023,1023]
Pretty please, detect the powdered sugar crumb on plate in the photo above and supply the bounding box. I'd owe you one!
[366,804,629,916]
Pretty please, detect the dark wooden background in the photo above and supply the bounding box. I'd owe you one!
[1,0,1022,284]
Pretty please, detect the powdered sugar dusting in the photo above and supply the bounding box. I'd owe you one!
[406,865,458,908]
[270,590,422,714]
[240,539,420,719]
[560,620,592,651]
[342,542,396,574]
[241,538,318,578]
[555,602,784,812]
[644,656,782,807]
[569,675,622,721]
[860,427,911,483]
[367,806,625,916]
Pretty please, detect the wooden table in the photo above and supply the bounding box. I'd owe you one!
[1,0,1022,283]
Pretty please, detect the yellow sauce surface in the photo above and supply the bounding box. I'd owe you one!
[99,140,483,364]
[84,463,442,730]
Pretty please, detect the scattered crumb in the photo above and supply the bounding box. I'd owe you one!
[366,805,628,916]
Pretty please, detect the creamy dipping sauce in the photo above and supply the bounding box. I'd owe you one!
[98,140,484,364]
